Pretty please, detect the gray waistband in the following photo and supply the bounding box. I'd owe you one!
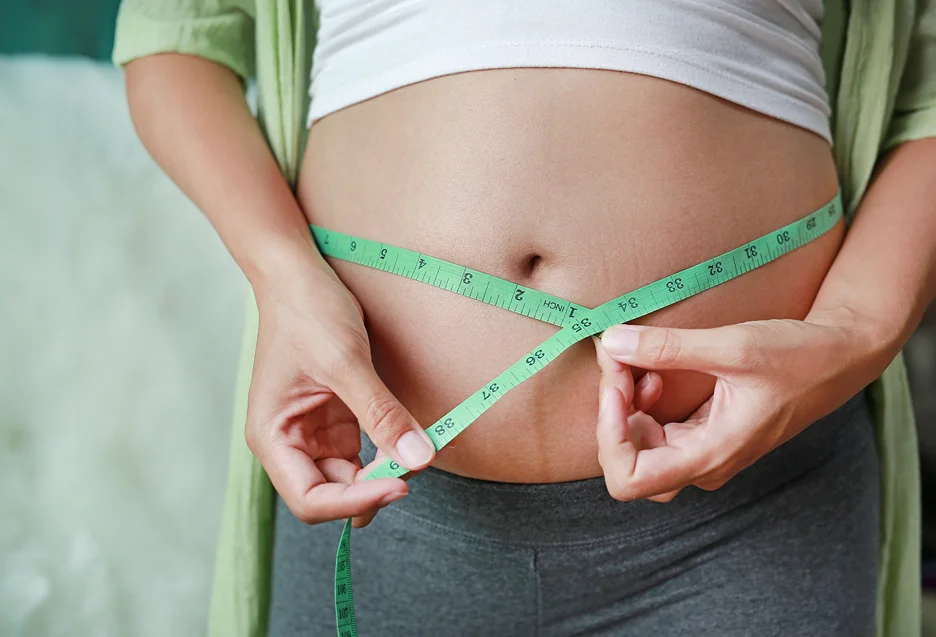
[359,391,873,547]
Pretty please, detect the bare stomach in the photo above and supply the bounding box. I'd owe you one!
[297,68,843,483]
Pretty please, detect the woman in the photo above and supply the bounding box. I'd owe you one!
[114,1,934,635]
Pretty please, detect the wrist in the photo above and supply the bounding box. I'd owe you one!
[806,300,909,374]
[241,231,336,302]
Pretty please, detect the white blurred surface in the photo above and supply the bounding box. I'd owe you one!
[0,56,245,636]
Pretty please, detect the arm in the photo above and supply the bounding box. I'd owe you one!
[808,137,936,363]
[591,137,936,500]
[125,53,435,522]
[126,54,318,290]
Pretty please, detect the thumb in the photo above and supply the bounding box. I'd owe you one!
[600,323,757,374]
[330,353,436,472]
[594,335,635,406]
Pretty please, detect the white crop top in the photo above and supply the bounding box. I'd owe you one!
[307,0,831,144]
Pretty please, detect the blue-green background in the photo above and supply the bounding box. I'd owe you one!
[1,0,121,59]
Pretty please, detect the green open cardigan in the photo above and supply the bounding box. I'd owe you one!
[113,1,936,635]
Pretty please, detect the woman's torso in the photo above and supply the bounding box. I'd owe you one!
[297,3,842,483]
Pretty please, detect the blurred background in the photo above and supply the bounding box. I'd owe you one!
[1,1,244,636]
[1,2,934,636]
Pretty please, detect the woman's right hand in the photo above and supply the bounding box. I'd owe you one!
[123,54,434,525]
[245,264,436,526]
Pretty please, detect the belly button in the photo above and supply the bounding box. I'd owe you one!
[525,253,544,276]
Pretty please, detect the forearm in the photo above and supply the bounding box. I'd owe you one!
[125,53,327,291]
[808,137,936,369]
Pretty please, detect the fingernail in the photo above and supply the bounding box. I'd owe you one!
[396,430,433,469]
[602,326,640,357]
[377,490,407,508]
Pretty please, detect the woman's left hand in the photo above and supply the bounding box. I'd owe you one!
[593,312,888,503]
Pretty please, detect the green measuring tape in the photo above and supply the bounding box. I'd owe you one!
[310,192,843,637]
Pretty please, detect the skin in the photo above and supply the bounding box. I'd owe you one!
[124,53,935,530]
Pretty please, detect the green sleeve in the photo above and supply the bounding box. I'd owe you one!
[884,0,936,149]
[112,0,257,82]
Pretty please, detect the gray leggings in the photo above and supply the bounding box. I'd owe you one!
[269,392,879,637]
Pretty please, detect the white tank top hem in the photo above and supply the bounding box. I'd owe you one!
[307,41,831,142]
[307,2,832,144]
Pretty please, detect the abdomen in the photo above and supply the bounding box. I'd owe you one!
[296,68,842,483]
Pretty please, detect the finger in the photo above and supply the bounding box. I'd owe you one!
[330,352,436,472]
[317,457,360,484]
[263,442,407,524]
[598,386,671,500]
[594,337,635,407]
[607,444,705,501]
[600,324,760,374]
[354,449,416,528]
[634,371,663,412]
[598,389,709,501]
[647,488,681,503]
[626,408,667,451]
[595,343,664,441]
[596,384,637,499]
[593,335,626,376]
[352,511,379,529]
[360,447,420,482]
[316,400,366,460]
[622,435,717,500]
[316,458,385,529]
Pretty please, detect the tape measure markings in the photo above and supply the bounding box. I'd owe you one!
[311,192,842,637]
[311,226,589,328]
